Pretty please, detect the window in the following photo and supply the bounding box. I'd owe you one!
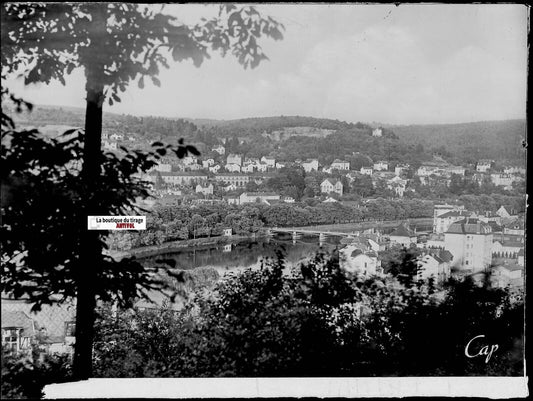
[65,322,76,337]
[2,328,19,352]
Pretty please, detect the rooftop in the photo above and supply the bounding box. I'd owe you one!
[446,218,492,235]
[390,223,415,238]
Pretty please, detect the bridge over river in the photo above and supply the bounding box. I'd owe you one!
[268,218,433,240]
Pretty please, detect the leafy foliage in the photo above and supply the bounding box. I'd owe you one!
[1,117,201,310]
[87,252,523,377]
[1,347,72,399]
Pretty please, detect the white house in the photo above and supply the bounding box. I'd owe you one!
[503,166,526,175]
[490,173,513,189]
[202,159,215,168]
[417,251,452,284]
[394,164,409,176]
[476,160,493,172]
[261,156,276,168]
[373,161,388,171]
[490,263,523,289]
[241,164,255,173]
[372,128,383,137]
[386,176,407,197]
[444,218,493,273]
[226,154,242,166]
[320,179,343,196]
[103,140,118,151]
[301,159,319,172]
[182,156,198,166]
[340,246,381,276]
[209,165,221,173]
[360,166,373,176]
[255,163,269,173]
[195,183,214,196]
[109,133,124,141]
[389,223,417,247]
[330,159,350,170]
[225,163,241,173]
[212,145,226,155]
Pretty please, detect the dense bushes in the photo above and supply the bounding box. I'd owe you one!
[2,251,523,396]
[90,252,523,377]
[1,349,72,399]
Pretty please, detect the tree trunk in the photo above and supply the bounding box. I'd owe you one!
[72,85,105,380]
[72,3,107,381]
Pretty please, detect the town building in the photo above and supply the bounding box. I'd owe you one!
[195,183,214,196]
[201,159,215,168]
[109,133,124,141]
[389,223,417,247]
[102,140,118,151]
[444,218,493,273]
[209,165,221,173]
[330,159,350,170]
[239,192,280,205]
[373,161,389,171]
[226,154,242,166]
[214,174,250,187]
[434,210,472,234]
[372,128,383,137]
[2,296,76,357]
[212,145,226,155]
[159,172,208,186]
[301,159,319,172]
[320,179,343,196]
[417,250,453,283]
[241,164,254,173]
[261,156,276,168]
[503,166,526,175]
[149,162,172,173]
[503,219,524,236]
[490,173,513,189]
[476,160,493,172]
[394,164,409,176]
[496,206,512,218]
[386,176,407,197]
[490,263,524,289]
[340,246,381,276]
[225,163,241,173]
[360,166,373,176]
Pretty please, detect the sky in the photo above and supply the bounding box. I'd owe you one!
[5,4,529,125]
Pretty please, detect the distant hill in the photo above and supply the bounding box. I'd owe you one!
[188,115,360,133]
[387,120,526,165]
[7,104,525,165]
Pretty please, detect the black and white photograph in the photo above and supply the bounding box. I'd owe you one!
[0,3,528,398]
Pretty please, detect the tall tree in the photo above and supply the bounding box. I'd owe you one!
[1,3,283,379]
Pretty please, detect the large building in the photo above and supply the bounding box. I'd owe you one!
[444,218,493,273]
[214,174,250,187]
[434,210,472,234]
[320,179,343,196]
[158,172,208,186]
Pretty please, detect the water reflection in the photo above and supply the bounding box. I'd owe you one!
[138,233,342,275]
